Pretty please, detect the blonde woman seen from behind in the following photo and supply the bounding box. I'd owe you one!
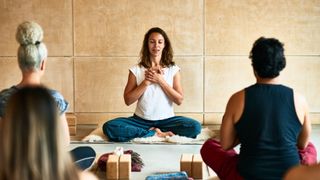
[0,21,96,170]
[0,86,97,180]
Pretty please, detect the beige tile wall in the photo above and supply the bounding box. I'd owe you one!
[1,0,320,125]
[205,0,320,55]
[74,0,203,56]
[0,0,72,56]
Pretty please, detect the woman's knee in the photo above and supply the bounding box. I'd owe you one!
[187,119,201,137]
[201,139,220,155]
[193,121,201,134]
[102,118,122,133]
[102,119,123,140]
[201,139,226,161]
[102,120,112,134]
[299,142,318,165]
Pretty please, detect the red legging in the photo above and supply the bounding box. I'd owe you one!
[200,139,317,180]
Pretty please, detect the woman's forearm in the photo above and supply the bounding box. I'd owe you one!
[158,79,183,105]
[124,80,149,105]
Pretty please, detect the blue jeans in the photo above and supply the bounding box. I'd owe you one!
[102,114,201,142]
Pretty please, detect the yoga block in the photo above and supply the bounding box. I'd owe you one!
[107,154,119,179]
[180,153,193,177]
[119,154,131,179]
[66,113,77,136]
[192,154,204,179]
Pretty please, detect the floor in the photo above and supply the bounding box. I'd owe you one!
[69,125,320,180]
[69,143,212,179]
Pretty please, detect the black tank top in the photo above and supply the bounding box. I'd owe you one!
[235,84,302,180]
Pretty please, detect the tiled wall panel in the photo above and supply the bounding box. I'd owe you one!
[282,57,320,112]
[205,0,320,55]
[175,57,203,112]
[74,58,136,112]
[204,113,224,125]
[42,58,74,111]
[74,0,203,56]
[0,58,21,89]
[0,0,72,56]
[205,56,255,112]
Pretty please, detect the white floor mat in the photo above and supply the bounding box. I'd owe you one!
[82,127,215,144]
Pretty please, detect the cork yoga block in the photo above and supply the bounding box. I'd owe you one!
[106,154,131,180]
[192,154,204,179]
[180,153,193,177]
[119,154,131,179]
[180,153,204,179]
[107,155,119,179]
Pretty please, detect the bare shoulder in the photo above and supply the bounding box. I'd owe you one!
[124,71,137,92]
[229,89,245,103]
[293,90,308,106]
[293,90,309,124]
[226,89,245,123]
[79,171,98,180]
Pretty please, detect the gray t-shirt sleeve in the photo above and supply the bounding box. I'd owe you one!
[49,90,69,114]
[0,98,6,118]
[0,86,19,118]
[0,87,68,118]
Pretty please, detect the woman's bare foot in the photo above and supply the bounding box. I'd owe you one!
[154,128,175,137]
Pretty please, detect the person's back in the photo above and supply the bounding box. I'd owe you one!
[235,84,301,179]
[200,37,316,180]
[0,86,97,180]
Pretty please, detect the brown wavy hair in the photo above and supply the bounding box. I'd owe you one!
[139,27,175,68]
[0,86,79,180]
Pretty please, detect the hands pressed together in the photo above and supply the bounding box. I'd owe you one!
[144,67,164,85]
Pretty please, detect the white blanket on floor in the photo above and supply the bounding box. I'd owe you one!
[82,127,215,144]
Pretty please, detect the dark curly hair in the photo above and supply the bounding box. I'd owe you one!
[250,37,286,78]
[139,27,174,68]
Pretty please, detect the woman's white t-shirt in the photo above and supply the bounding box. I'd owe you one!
[130,64,180,120]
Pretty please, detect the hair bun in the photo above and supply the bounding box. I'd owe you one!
[16,21,43,45]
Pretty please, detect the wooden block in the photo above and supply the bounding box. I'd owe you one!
[107,154,119,180]
[66,113,77,135]
[69,126,76,136]
[192,154,204,179]
[180,153,193,177]
[119,154,131,179]
[66,113,77,126]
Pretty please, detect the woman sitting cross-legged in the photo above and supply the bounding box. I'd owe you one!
[102,27,201,142]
